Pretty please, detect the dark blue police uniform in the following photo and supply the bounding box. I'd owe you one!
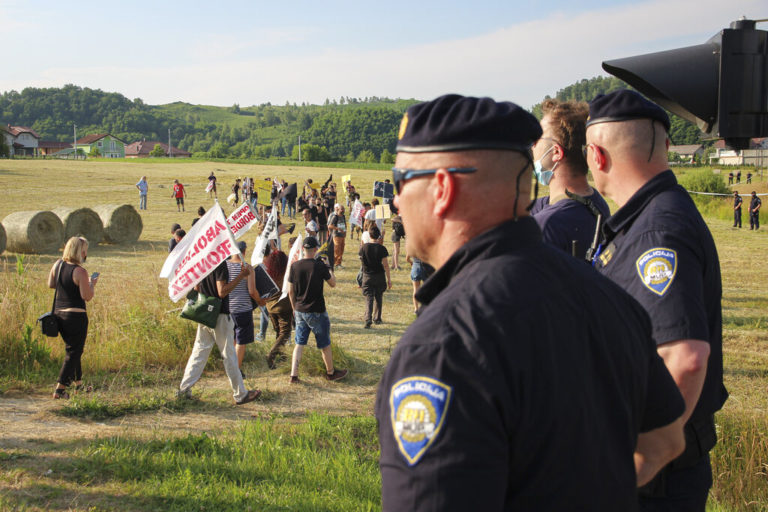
[376,217,684,511]
[750,194,761,230]
[532,190,610,259]
[733,194,742,228]
[593,170,727,510]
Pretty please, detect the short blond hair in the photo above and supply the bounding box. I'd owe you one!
[62,236,89,264]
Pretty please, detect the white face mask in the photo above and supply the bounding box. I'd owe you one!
[533,145,558,186]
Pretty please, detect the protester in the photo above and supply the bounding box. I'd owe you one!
[135,176,148,210]
[317,198,331,245]
[172,179,187,212]
[406,254,433,314]
[376,94,685,510]
[585,90,725,509]
[328,203,347,269]
[177,259,260,405]
[390,214,404,270]
[226,241,266,376]
[48,236,98,399]
[192,206,206,227]
[207,171,217,198]
[359,225,392,328]
[169,223,182,253]
[302,208,318,238]
[264,246,292,369]
[286,237,347,384]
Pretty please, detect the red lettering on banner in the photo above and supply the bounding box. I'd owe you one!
[205,227,215,242]
[171,282,183,294]
[207,251,221,266]
[195,257,213,276]
[246,212,255,221]
[214,220,227,236]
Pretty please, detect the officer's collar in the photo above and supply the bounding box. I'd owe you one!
[415,216,541,307]
[603,170,678,238]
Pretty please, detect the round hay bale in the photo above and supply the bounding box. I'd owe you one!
[52,207,104,244]
[1,211,64,254]
[0,222,6,255]
[93,204,143,244]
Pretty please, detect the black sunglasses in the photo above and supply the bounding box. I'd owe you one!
[391,167,477,194]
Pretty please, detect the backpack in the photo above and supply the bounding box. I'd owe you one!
[393,221,405,238]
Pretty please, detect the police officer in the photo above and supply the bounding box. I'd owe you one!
[585,90,728,511]
[733,191,743,228]
[376,94,685,511]
[530,98,610,259]
[749,191,761,230]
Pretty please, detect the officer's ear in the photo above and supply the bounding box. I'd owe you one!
[432,168,457,218]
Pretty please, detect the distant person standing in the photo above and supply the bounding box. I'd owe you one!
[328,203,347,269]
[359,225,392,328]
[728,171,734,185]
[286,237,348,384]
[733,191,743,228]
[135,176,148,210]
[232,178,241,206]
[207,172,217,198]
[172,179,186,212]
[736,170,742,184]
[746,172,753,184]
[750,191,762,230]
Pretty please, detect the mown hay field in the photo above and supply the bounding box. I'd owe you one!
[0,159,766,511]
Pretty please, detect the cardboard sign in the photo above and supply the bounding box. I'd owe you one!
[280,235,303,300]
[341,174,352,184]
[375,204,390,220]
[350,199,365,228]
[160,206,238,302]
[256,184,273,206]
[373,181,394,200]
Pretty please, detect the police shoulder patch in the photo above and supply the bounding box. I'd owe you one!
[390,376,452,466]
[636,247,677,296]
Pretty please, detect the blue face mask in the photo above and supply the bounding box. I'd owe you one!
[533,145,558,186]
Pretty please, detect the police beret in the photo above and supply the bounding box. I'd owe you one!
[586,90,670,131]
[396,94,542,153]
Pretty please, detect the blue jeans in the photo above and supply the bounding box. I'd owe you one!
[294,311,331,349]
[139,194,147,210]
[281,197,287,215]
[258,306,269,338]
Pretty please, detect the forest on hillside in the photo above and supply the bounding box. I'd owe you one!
[0,78,704,162]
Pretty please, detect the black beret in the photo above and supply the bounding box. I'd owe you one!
[396,94,542,153]
[586,90,670,131]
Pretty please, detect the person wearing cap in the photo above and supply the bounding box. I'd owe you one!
[749,190,761,230]
[375,94,686,511]
[286,236,348,384]
[733,191,743,228]
[177,249,261,406]
[585,89,727,510]
[530,99,610,260]
[226,241,267,375]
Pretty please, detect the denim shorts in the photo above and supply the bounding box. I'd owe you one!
[294,311,331,349]
[411,260,426,282]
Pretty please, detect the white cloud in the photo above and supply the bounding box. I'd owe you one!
[1,0,762,108]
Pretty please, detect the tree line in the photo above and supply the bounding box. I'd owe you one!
[0,79,704,162]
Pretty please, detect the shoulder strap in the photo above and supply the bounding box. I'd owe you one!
[51,260,63,313]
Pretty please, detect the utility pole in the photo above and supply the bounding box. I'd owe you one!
[298,135,301,162]
[73,124,77,160]
[168,128,172,158]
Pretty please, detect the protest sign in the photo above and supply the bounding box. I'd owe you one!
[350,199,365,228]
[251,206,278,265]
[205,181,214,193]
[375,204,390,220]
[256,183,273,206]
[341,174,352,184]
[373,181,394,200]
[226,203,258,240]
[280,235,303,301]
[160,206,238,302]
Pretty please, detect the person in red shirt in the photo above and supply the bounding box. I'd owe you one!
[172,179,187,212]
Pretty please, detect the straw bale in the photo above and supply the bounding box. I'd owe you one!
[93,204,143,244]
[0,222,5,255]
[52,207,104,244]
[1,211,64,254]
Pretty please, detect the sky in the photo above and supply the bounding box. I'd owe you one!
[0,0,764,109]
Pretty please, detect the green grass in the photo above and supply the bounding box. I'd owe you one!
[0,414,381,512]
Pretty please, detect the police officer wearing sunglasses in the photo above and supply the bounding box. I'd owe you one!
[376,94,686,511]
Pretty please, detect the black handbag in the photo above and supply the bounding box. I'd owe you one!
[38,261,62,337]
[180,290,222,329]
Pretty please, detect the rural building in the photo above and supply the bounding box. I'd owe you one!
[125,140,191,158]
[710,138,768,167]
[669,144,704,161]
[75,133,126,158]
[2,124,40,156]
[38,141,72,156]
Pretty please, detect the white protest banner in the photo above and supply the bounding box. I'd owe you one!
[226,202,258,240]
[251,206,278,265]
[160,205,239,302]
[280,235,303,301]
[350,199,364,228]
[205,181,214,193]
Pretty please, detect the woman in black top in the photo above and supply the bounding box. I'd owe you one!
[47,236,98,399]
[359,225,392,328]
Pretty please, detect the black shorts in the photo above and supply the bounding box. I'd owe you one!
[176,197,184,205]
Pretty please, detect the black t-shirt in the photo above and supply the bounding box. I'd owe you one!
[199,262,229,314]
[317,206,328,228]
[360,243,389,275]
[288,258,331,313]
